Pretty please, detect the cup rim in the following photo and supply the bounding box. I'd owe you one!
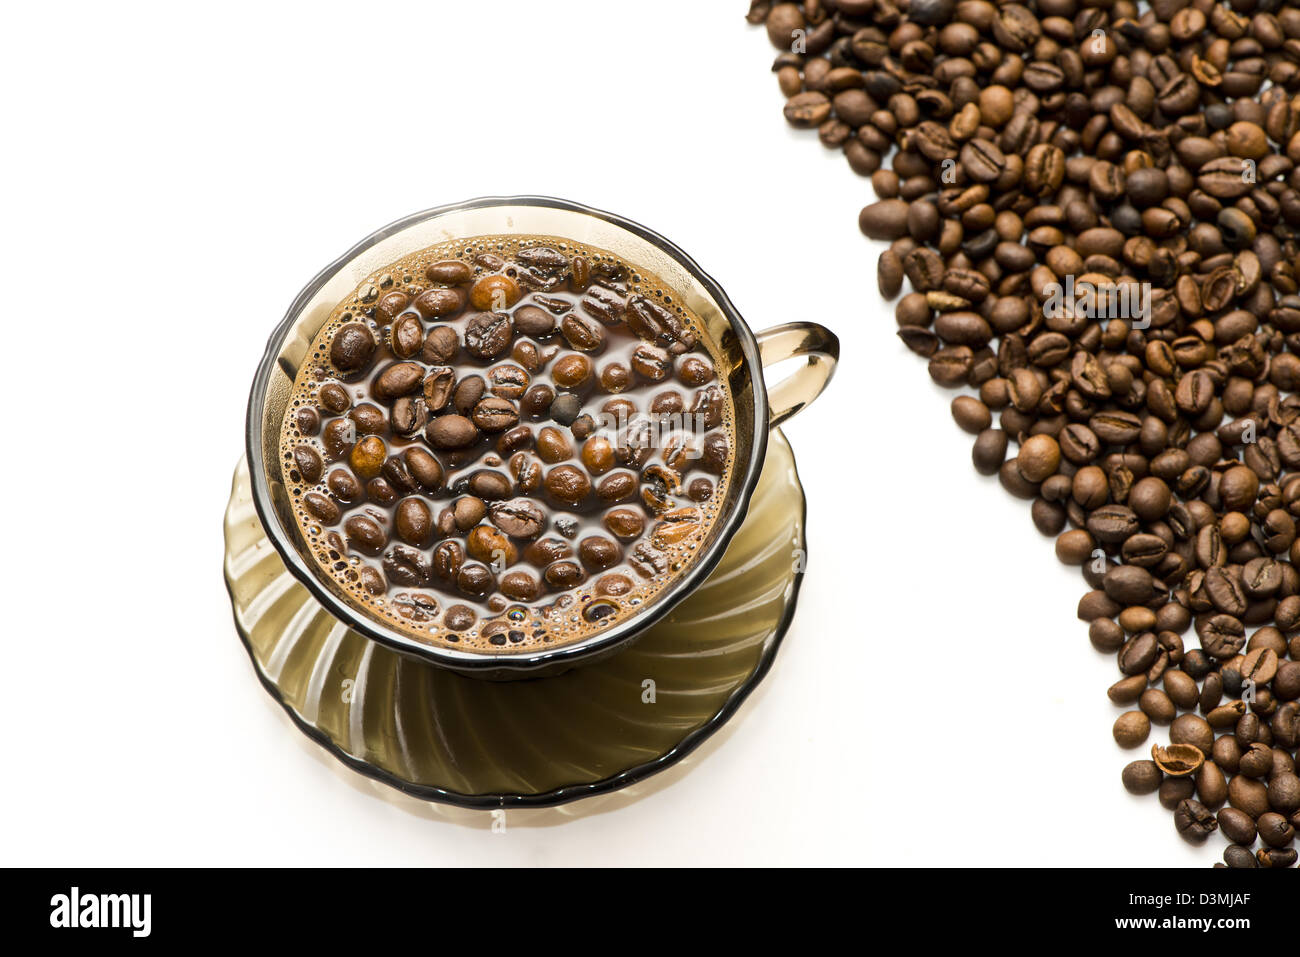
[246,195,770,675]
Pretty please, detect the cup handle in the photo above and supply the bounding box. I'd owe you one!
[755,322,839,429]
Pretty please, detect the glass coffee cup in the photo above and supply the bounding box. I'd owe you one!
[247,197,837,678]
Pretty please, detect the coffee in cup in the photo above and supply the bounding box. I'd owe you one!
[279,234,737,653]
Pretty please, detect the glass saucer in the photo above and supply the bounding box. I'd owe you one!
[223,430,806,808]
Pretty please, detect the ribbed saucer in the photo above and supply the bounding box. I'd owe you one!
[223,430,806,808]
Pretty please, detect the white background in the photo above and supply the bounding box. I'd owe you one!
[1,1,1217,865]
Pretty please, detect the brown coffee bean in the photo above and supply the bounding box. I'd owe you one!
[349,435,387,480]
[404,448,443,491]
[413,287,468,318]
[578,535,622,571]
[293,445,323,484]
[464,312,514,360]
[330,323,377,373]
[390,397,428,437]
[1122,760,1164,795]
[1017,434,1060,483]
[631,344,671,381]
[394,497,432,546]
[425,259,471,285]
[553,354,593,389]
[327,468,363,503]
[425,414,480,450]
[536,426,573,463]
[471,396,520,432]
[422,325,460,363]
[961,138,1007,183]
[1171,713,1215,755]
[489,499,546,538]
[345,403,384,435]
[390,314,424,358]
[1114,711,1152,748]
[1174,799,1219,843]
[468,274,521,313]
[343,514,387,553]
[972,428,1008,475]
[1229,774,1271,818]
[1218,807,1258,846]
[486,363,530,400]
[597,471,636,503]
[545,465,591,505]
[678,356,714,386]
[513,304,555,338]
[1152,742,1206,777]
[303,491,340,525]
[295,406,321,435]
[466,470,512,501]
[456,562,496,597]
[859,199,911,240]
[784,91,831,128]
[603,507,645,540]
[371,362,423,402]
[560,313,605,351]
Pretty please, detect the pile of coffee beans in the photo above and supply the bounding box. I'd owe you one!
[280,236,734,653]
[750,0,1300,866]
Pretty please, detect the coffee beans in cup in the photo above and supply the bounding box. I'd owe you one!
[280,236,735,652]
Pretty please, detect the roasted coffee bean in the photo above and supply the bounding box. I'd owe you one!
[293,445,323,484]
[1114,711,1151,748]
[545,465,591,506]
[489,499,546,539]
[372,362,424,401]
[303,492,339,525]
[1122,760,1163,795]
[404,448,443,491]
[1218,807,1258,846]
[422,325,460,363]
[961,138,1006,183]
[349,435,386,480]
[1256,847,1299,868]
[426,414,480,450]
[343,514,386,553]
[347,403,385,435]
[1223,844,1259,869]
[1171,714,1215,756]
[330,323,376,372]
[394,497,432,546]
[1257,812,1296,849]
[390,313,424,358]
[420,368,455,411]
[390,396,428,437]
[414,286,468,318]
[327,468,363,503]
[513,304,555,338]
[366,476,396,505]
[1157,774,1197,811]
[1174,799,1219,843]
[859,199,911,240]
[295,406,320,436]
[466,470,512,501]
[470,396,519,432]
[468,274,520,313]
[1087,505,1140,544]
[560,313,605,352]
[463,312,514,360]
